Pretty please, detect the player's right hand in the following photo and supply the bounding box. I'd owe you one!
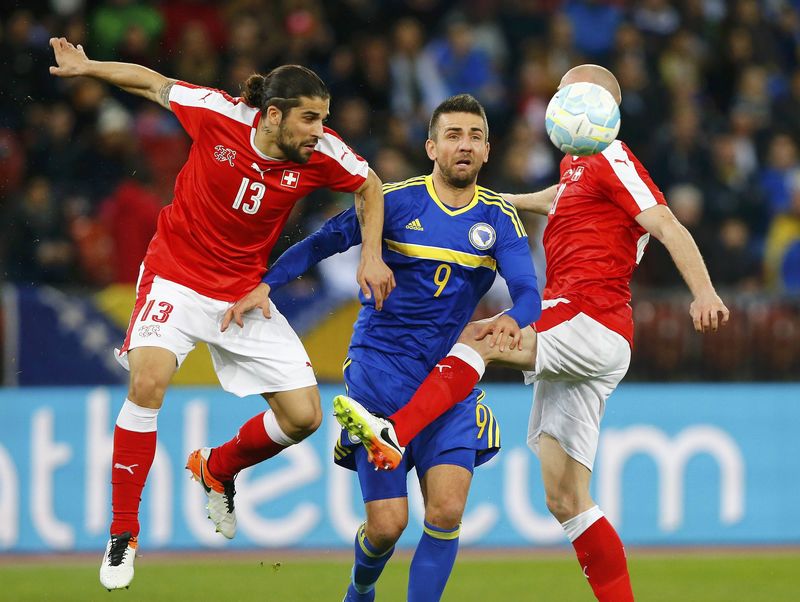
[689,291,730,333]
[49,37,90,78]
[473,313,523,352]
[221,283,271,332]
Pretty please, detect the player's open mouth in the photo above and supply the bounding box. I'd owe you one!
[455,159,472,166]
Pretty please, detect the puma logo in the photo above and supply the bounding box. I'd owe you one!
[613,158,629,165]
[251,162,268,179]
[199,91,212,103]
[114,463,139,474]
[434,364,451,373]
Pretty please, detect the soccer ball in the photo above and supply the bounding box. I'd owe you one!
[545,82,621,156]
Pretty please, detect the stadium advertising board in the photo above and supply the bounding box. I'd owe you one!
[0,384,797,552]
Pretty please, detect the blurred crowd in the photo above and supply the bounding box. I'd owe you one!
[2,0,800,296]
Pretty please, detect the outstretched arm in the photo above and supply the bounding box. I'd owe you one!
[49,37,176,110]
[473,236,542,351]
[354,169,396,310]
[221,208,362,331]
[263,208,362,290]
[636,204,730,332]
[502,185,558,215]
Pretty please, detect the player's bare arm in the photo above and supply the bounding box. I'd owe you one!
[49,37,176,111]
[502,185,558,215]
[354,168,396,310]
[220,283,272,332]
[636,204,730,333]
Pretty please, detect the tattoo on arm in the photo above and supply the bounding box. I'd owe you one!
[157,80,176,109]
[356,194,366,229]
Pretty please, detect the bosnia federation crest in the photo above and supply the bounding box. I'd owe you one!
[469,223,496,250]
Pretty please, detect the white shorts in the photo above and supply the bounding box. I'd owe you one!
[115,266,317,397]
[522,299,630,470]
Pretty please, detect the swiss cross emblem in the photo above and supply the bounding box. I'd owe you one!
[281,170,300,188]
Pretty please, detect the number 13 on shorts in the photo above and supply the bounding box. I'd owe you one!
[140,299,174,323]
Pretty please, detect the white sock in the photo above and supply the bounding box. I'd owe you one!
[447,342,486,379]
[116,398,159,432]
[262,410,298,446]
[560,505,604,543]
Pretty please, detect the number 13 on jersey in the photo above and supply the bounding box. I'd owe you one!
[232,177,265,214]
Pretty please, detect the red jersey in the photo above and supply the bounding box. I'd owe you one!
[143,81,368,301]
[539,140,667,346]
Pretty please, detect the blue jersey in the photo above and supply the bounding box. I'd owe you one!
[265,174,541,383]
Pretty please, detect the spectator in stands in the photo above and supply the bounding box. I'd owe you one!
[4,176,76,284]
[389,17,448,138]
[764,170,800,291]
[90,0,163,61]
[759,133,800,216]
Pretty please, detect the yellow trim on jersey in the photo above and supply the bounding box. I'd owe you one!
[476,390,486,403]
[423,523,461,540]
[425,175,479,216]
[385,239,496,271]
[477,190,526,238]
[478,188,526,230]
[342,357,352,372]
[382,176,426,194]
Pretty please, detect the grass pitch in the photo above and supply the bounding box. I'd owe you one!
[0,550,798,601]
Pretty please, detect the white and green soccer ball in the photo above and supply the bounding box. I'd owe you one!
[545,81,621,156]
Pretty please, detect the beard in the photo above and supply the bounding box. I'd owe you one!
[276,123,313,164]
[438,160,480,188]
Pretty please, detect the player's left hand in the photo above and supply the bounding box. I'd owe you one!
[49,37,90,78]
[689,291,730,333]
[473,314,523,352]
[221,283,271,332]
[357,253,395,311]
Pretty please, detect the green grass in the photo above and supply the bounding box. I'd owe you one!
[1,551,798,601]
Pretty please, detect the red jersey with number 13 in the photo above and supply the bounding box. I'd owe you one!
[540,140,667,346]
[143,81,368,301]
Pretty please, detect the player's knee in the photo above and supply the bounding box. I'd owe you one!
[282,404,322,440]
[544,491,582,524]
[424,501,464,531]
[365,516,407,549]
[128,372,168,408]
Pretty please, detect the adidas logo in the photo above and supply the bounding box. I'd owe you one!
[405,218,424,231]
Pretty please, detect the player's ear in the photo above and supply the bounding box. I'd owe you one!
[483,141,490,164]
[266,105,283,126]
[425,138,437,161]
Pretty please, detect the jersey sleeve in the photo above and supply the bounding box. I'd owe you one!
[490,200,542,326]
[315,128,370,192]
[599,141,667,218]
[168,81,255,140]
[262,207,362,289]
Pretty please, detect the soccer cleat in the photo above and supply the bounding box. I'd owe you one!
[333,395,405,471]
[99,531,137,590]
[186,447,237,539]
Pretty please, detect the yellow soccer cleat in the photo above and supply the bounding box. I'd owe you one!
[333,395,405,471]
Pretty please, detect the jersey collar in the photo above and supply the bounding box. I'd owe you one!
[424,175,479,216]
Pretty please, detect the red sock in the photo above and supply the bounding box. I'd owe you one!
[572,517,634,601]
[390,355,480,446]
[208,412,288,481]
[111,426,156,538]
